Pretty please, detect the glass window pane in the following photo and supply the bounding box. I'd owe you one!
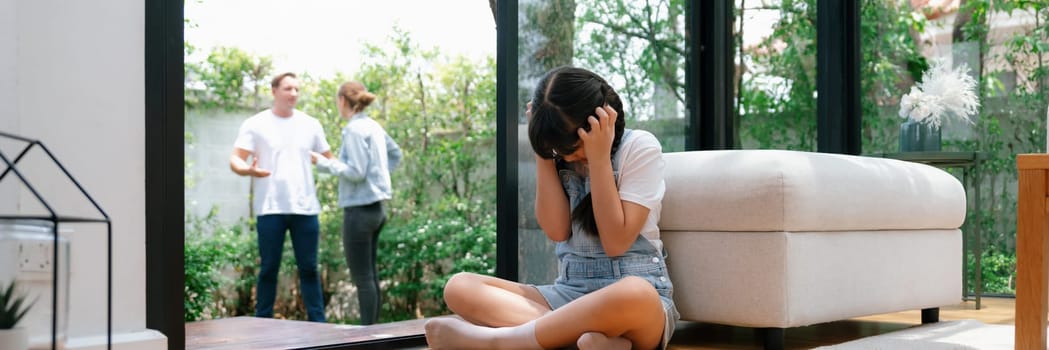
[861,2,1049,298]
[516,0,688,283]
[183,1,498,324]
[860,1,943,154]
[735,0,819,150]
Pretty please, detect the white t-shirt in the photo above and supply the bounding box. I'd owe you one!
[233,109,331,216]
[614,129,666,250]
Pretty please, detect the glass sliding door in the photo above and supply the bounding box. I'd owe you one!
[860,1,1048,299]
[734,0,819,150]
[516,0,689,283]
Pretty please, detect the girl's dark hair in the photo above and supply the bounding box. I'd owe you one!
[528,66,626,237]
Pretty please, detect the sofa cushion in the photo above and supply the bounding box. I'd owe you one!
[658,150,966,232]
[662,229,962,327]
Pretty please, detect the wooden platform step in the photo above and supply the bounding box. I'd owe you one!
[186,316,428,350]
[187,298,1014,349]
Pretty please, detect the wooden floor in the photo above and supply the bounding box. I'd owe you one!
[186,316,430,349]
[186,297,1016,349]
[666,297,1016,349]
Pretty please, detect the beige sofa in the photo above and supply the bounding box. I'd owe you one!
[659,150,965,349]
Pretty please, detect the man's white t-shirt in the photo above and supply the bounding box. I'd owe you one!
[233,109,331,216]
[614,129,667,252]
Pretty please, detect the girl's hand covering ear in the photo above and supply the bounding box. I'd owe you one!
[578,105,617,163]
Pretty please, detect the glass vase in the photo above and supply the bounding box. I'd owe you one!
[899,119,942,152]
[0,220,70,350]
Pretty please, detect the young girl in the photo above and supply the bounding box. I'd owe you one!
[311,81,402,325]
[425,66,677,350]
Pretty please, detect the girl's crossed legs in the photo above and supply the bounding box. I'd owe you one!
[425,272,666,350]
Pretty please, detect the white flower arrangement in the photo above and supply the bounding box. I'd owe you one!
[898,60,980,128]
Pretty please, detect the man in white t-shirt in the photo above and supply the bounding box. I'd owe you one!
[229,72,333,322]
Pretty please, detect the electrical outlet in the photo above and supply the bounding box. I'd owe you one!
[18,241,53,274]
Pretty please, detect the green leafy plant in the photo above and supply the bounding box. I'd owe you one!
[378,196,497,322]
[184,207,258,322]
[0,280,35,329]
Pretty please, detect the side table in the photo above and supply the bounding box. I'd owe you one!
[869,151,986,309]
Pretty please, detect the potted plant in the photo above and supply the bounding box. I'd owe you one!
[0,280,35,350]
[897,59,980,152]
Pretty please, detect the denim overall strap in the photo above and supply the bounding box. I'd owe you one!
[555,130,662,259]
[540,129,679,348]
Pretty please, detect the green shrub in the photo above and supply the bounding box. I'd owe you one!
[184,236,220,321]
[966,249,1016,294]
[378,196,497,322]
[184,208,257,321]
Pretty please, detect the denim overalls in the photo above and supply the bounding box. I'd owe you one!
[534,129,680,348]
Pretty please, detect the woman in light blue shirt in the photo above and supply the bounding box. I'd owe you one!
[311,81,402,324]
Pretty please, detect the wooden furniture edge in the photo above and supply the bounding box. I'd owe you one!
[1015,159,1049,350]
[1017,154,1049,170]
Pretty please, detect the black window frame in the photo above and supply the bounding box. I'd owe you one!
[145,0,184,348]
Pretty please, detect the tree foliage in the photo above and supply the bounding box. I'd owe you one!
[186,46,273,111]
[736,0,818,150]
[858,0,931,152]
[575,0,685,121]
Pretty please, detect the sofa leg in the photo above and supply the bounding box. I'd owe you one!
[921,307,939,324]
[761,327,784,350]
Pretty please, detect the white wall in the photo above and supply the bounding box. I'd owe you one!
[0,0,17,215]
[1,0,165,349]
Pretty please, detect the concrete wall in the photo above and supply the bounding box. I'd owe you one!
[0,0,166,349]
[185,108,252,226]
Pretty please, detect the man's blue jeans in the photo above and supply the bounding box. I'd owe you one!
[255,214,326,322]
